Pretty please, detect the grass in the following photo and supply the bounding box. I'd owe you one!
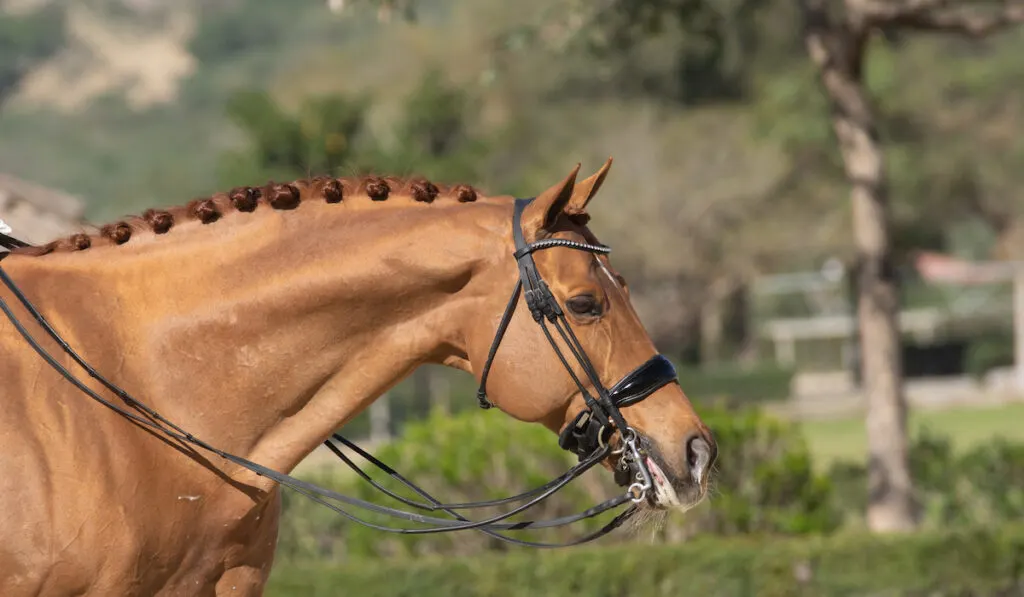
[801,401,1024,469]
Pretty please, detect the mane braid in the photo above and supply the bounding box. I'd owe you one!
[101,222,133,245]
[228,187,261,212]
[9,174,483,257]
[143,209,174,234]
[363,177,390,201]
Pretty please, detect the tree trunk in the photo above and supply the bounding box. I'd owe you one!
[850,158,917,533]
[800,11,917,532]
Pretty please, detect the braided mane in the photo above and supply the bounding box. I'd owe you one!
[13,174,482,257]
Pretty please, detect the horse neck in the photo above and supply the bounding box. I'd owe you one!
[4,199,509,478]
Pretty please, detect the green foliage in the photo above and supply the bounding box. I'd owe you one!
[276,467,354,564]
[0,6,65,104]
[826,425,1024,528]
[268,523,1024,597]
[365,68,492,182]
[276,405,839,562]
[677,363,796,406]
[190,0,314,64]
[340,362,795,446]
[277,409,611,562]
[686,407,840,537]
[4,0,1023,310]
[577,0,782,104]
[277,401,1024,566]
[219,69,491,188]
[959,438,1024,522]
[964,333,1015,379]
[396,68,470,157]
[751,63,834,155]
[219,89,374,186]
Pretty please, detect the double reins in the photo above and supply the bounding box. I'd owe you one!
[0,197,678,547]
[0,229,29,254]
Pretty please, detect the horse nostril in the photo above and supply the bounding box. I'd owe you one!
[686,435,714,485]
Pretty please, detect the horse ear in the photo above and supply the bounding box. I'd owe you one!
[521,163,581,234]
[566,157,612,217]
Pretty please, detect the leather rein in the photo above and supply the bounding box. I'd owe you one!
[0,198,679,547]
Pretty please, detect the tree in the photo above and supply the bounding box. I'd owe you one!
[220,71,491,187]
[218,89,373,186]
[308,0,1024,453]
[375,68,492,183]
[190,0,299,64]
[797,0,1024,533]
[452,0,1024,529]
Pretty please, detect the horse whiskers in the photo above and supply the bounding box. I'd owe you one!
[625,507,670,542]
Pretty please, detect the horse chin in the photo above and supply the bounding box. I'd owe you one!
[643,456,705,513]
[642,456,678,510]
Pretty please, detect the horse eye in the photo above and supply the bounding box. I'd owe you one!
[565,295,602,317]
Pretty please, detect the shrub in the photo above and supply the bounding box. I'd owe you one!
[276,404,839,562]
[678,406,840,538]
[677,363,796,406]
[957,438,1024,523]
[277,409,614,562]
[190,0,298,64]
[964,333,1015,380]
[268,524,1024,597]
[825,426,1024,528]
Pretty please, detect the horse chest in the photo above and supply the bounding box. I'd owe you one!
[0,365,278,595]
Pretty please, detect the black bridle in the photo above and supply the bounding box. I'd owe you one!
[0,197,679,547]
[476,199,678,490]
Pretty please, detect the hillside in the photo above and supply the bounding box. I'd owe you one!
[1,0,1023,274]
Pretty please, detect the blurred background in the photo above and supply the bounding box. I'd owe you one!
[2,0,1024,595]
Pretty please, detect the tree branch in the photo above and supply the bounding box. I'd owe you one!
[887,2,1024,35]
[852,0,954,22]
[851,0,1024,36]
[799,0,874,126]
[799,0,846,70]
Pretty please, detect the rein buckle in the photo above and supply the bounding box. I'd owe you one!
[557,408,612,462]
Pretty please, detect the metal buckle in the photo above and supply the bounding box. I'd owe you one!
[620,427,653,504]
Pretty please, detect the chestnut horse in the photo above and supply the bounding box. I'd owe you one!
[0,160,716,596]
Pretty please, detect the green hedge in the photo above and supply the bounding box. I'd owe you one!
[964,332,1015,379]
[336,361,796,442]
[268,524,1024,597]
[277,405,839,562]
[677,362,796,405]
